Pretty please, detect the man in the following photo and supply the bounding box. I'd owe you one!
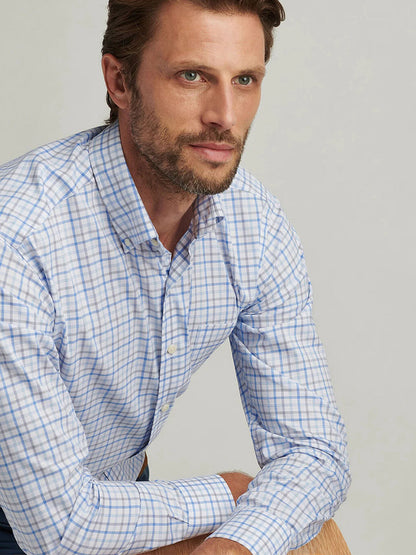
[0,1,350,554]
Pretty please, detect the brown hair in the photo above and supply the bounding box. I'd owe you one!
[102,0,285,124]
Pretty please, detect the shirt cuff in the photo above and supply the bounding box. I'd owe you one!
[208,508,291,555]
[174,474,236,535]
[131,474,235,550]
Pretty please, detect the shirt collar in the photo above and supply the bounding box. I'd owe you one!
[193,193,225,238]
[89,123,157,251]
[89,123,226,249]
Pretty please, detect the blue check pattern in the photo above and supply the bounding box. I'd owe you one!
[0,123,350,555]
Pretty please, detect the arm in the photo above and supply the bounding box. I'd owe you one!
[192,538,251,554]
[208,211,350,554]
[0,240,235,554]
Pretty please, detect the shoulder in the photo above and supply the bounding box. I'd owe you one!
[0,126,105,246]
[227,167,278,205]
[219,167,303,275]
[221,167,291,241]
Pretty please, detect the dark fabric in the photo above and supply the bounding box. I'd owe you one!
[138,462,150,482]
[0,462,150,553]
[0,508,25,554]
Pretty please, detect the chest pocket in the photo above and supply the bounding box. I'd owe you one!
[187,274,238,370]
[186,234,240,369]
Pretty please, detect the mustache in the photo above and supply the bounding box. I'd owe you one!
[176,129,244,149]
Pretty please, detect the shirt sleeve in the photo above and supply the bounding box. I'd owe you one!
[208,209,351,554]
[0,239,235,555]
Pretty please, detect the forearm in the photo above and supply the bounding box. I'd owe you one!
[226,299,350,552]
[192,538,251,554]
[142,535,209,554]
[209,449,350,554]
[142,536,250,554]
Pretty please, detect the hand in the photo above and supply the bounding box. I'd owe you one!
[191,537,251,554]
[218,472,253,503]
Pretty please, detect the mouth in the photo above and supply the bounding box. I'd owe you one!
[188,142,235,164]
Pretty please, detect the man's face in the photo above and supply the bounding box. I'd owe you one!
[127,0,266,196]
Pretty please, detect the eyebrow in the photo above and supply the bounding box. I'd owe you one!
[170,61,266,77]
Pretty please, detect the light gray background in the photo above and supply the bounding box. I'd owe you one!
[1,1,414,553]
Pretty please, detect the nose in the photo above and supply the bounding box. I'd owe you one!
[201,83,235,130]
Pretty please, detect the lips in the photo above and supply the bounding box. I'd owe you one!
[189,142,235,163]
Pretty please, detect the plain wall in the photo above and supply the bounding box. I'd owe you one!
[1,2,415,553]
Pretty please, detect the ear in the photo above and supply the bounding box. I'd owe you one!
[101,53,130,110]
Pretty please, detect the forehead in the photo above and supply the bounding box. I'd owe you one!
[143,0,265,72]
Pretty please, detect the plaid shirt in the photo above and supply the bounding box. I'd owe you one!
[0,123,350,554]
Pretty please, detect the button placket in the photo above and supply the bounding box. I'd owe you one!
[148,259,191,444]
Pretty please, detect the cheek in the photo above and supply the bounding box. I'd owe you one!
[153,88,201,128]
[237,95,261,128]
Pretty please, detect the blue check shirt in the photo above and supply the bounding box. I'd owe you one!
[0,123,350,555]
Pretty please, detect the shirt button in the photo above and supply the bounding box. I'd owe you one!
[161,404,170,413]
[167,344,177,355]
[124,238,132,248]
[151,238,159,246]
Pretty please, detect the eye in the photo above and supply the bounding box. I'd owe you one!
[180,70,202,82]
[236,75,253,86]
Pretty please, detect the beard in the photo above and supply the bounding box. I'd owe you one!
[129,86,248,196]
